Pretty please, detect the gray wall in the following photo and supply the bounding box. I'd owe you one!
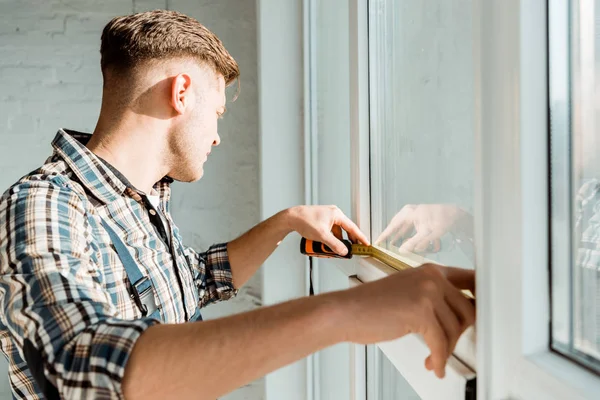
[0,1,262,399]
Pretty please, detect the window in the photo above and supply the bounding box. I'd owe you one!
[365,0,477,391]
[368,0,476,273]
[550,0,600,374]
[295,0,600,397]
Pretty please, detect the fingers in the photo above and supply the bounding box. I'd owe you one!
[378,218,414,243]
[425,355,434,372]
[424,273,475,378]
[332,224,356,251]
[434,298,462,360]
[388,220,415,245]
[375,225,394,245]
[376,205,416,245]
[335,211,370,246]
[413,231,442,253]
[421,310,449,379]
[332,225,344,241]
[398,229,429,252]
[321,231,349,256]
[442,278,476,335]
[376,218,411,245]
[440,267,475,293]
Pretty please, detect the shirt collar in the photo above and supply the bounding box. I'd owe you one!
[51,129,173,205]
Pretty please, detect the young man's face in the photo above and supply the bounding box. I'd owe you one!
[167,68,226,182]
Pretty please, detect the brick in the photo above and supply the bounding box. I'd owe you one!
[0,82,87,101]
[49,0,132,15]
[64,14,113,34]
[0,30,98,48]
[82,85,103,101]
[0,32,58,48]
[0,1,54,20]
[0,46,84,68]
[0,66,56,84]
[133,0,167,13]
[0,141,50,176]
[0,101,21,124]
[44,101,101,132]
[40,117,96,134]
[6,114,40,134]
[24,101,52,118]
[52,101,100,117]
[55,65,102,84]
[38,117,71,133]
[39,83,88,101]
[50,32,101,47]
[0,16,65,35]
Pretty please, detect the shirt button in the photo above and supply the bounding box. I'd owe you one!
[149,209,157,216]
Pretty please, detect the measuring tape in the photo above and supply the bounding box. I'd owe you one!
[300,238,475,300]
[301,238,417,270]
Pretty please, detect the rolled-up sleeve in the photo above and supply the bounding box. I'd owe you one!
[183,243,238,307]
[0,181,159,399]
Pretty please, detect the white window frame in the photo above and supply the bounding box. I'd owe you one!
[347,0,477,398]
[258,0,311,399]
[475,0,600,399]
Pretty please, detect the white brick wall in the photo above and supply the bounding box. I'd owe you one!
[0,1,262,399]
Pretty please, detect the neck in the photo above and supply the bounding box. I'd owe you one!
[87,111,170,194]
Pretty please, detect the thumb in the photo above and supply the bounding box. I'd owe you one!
[322,232,349,256]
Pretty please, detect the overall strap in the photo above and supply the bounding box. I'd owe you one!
[100,220,158,318]
[188,307,203,322]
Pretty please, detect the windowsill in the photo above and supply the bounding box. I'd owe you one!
[378,332,475,399]
[353,256,477,371]
[507,349,600,400]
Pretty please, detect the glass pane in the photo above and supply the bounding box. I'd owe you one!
[368,0,476,270]
[367,346,421,400]
[550,0,600,372]
[315,0,352,216]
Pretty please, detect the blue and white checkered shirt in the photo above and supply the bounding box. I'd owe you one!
[0,129,237,399]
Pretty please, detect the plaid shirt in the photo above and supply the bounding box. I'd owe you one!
[0,129,237,399]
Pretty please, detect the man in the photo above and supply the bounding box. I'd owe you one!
[0,10,475,399]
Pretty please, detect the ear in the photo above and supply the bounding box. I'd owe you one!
[170,73,193,115]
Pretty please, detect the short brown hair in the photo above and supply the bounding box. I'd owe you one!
[100,10,240,86]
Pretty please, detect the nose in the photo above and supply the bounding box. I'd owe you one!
[213,133,221,146]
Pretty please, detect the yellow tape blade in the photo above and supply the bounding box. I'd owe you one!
[350,244,475,300]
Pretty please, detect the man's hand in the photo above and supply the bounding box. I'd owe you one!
[285,205,370,256]
[227,205,368,288]
[339,264,475,379]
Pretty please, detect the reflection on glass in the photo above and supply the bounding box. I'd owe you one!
[550,0,600,373]
[376,204,474,265]
[369,0,475,270]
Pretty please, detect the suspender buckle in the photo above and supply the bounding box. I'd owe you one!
[130,276,156,317]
